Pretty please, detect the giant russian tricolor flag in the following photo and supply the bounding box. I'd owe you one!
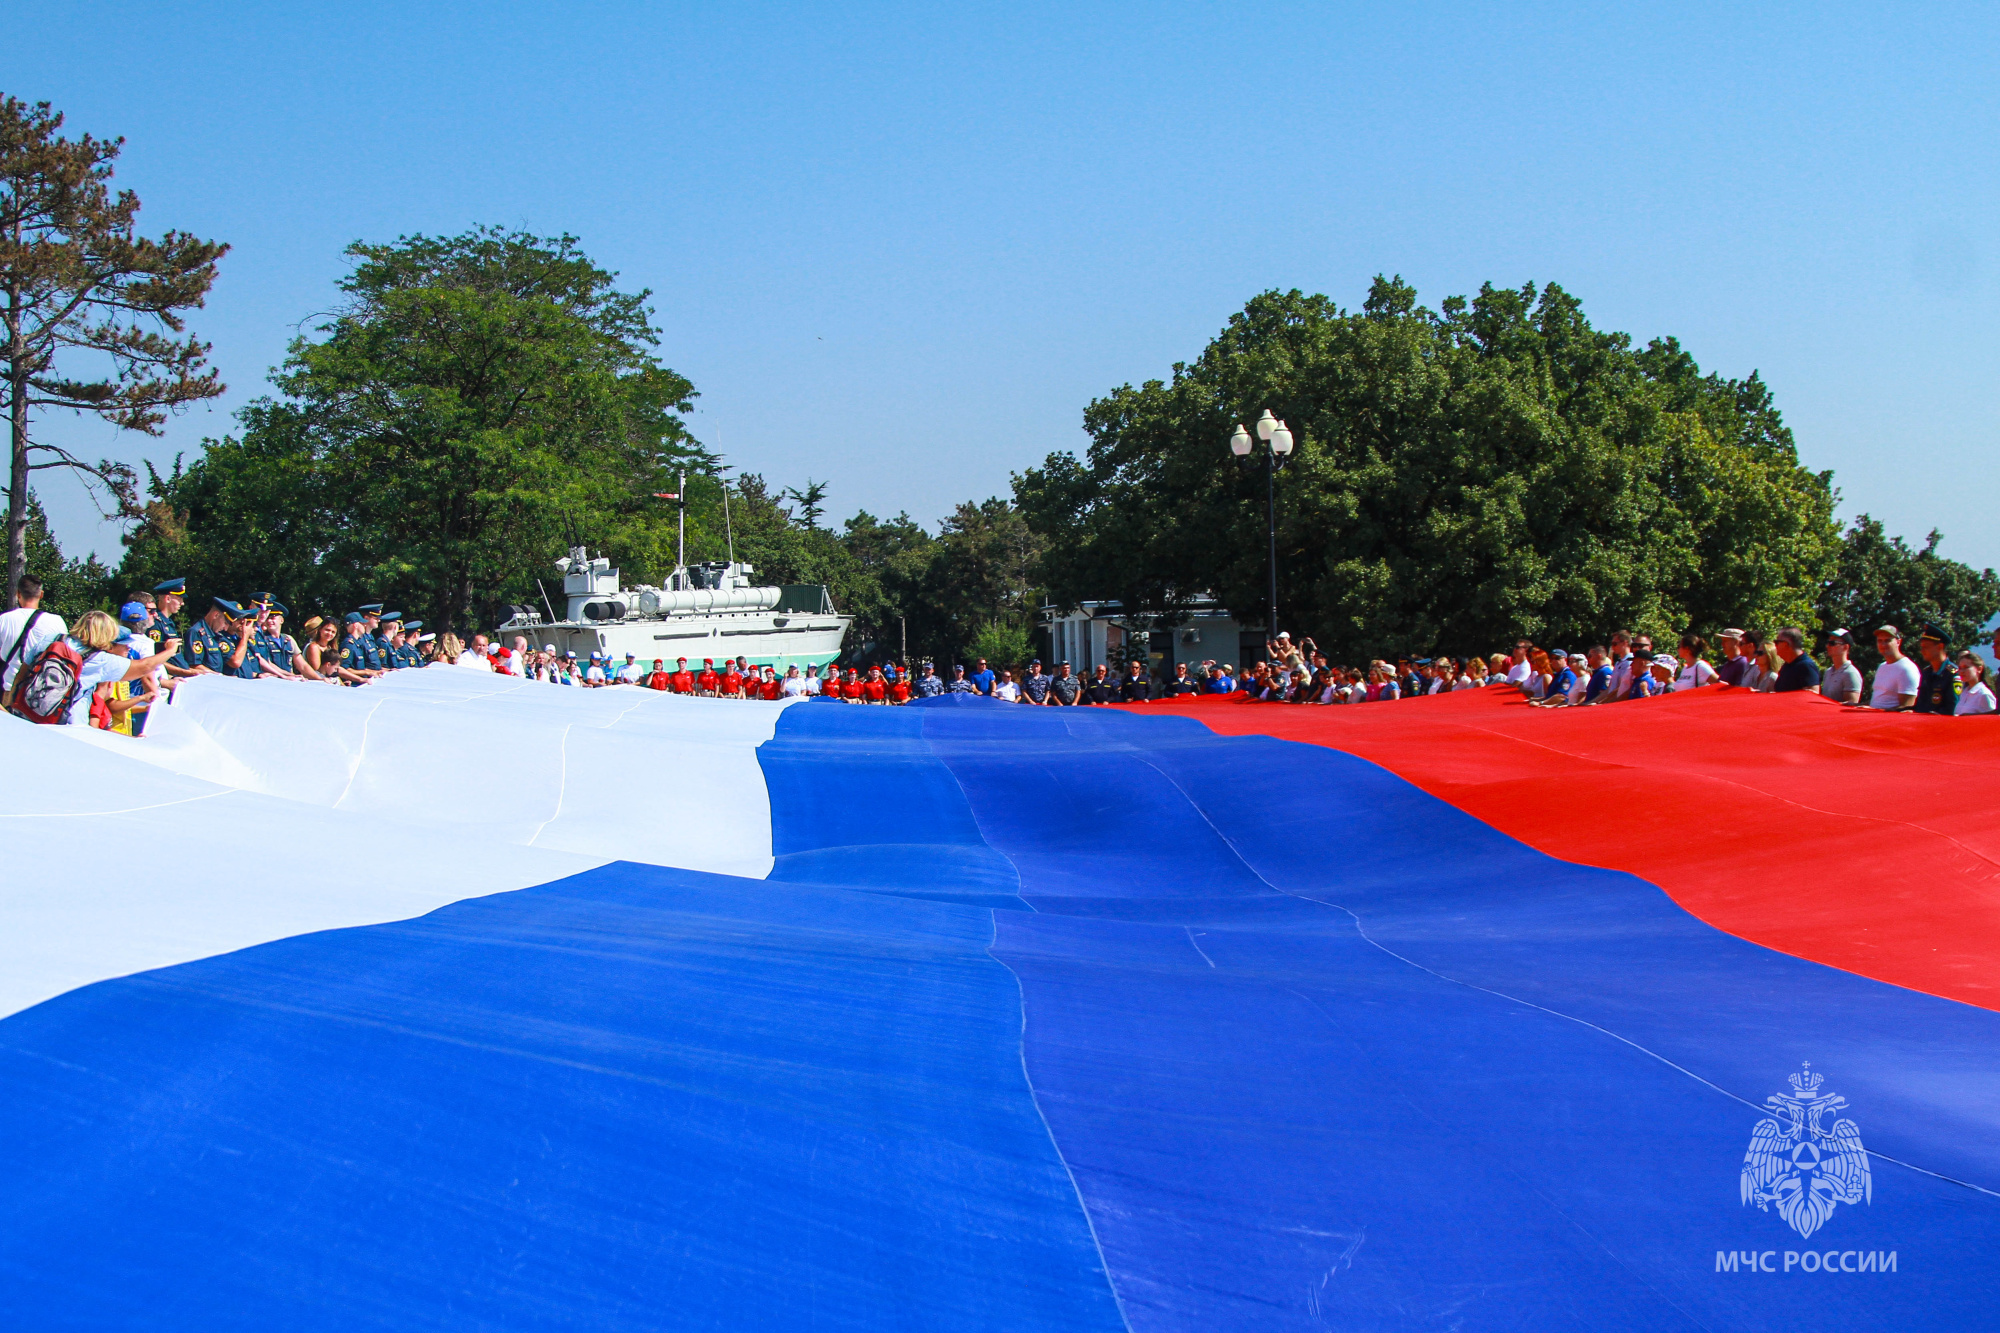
[2,672,1995,1330]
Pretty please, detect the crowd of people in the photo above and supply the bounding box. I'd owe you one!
[1200,625,1996,716]
[4,576,1995,733]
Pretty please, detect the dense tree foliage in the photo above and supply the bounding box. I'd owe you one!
[1018,279,1853,661]
[121,227,705,632]
[1817,517,2000,670]
[707,480,1041,665]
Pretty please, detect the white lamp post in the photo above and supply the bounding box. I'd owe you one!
[1228,409,1294,643]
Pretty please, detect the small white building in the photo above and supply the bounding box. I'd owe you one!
[1041,597,1262,679]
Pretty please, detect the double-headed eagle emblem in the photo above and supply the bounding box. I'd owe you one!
[1740,1062,1871,1239]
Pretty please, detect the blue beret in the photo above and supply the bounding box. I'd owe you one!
[343,612,364,624]
[153,577,186,596]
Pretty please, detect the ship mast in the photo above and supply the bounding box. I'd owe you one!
[677,468,685,587]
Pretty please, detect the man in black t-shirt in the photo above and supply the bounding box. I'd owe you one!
[1771,627,1822,693]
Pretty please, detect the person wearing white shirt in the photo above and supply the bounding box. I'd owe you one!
[781,665,810,697]
[1954,653,1996,716]
[1504,640,1535,685]
[1866,626,1921,710]
[617,654,644,684]
[583,655,607,686]
[0,574,68,693]
[1674,635,1718,692]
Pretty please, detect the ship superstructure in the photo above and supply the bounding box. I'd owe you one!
[495,547,849,674]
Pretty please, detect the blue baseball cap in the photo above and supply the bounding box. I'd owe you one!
[118,601,150,624]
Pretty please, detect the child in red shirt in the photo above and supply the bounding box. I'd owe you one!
[696,660,720,694]
[820,669,843,697]
[670,658,695,693]
[840,669,865,701]
[889,676,910,704]
[761,670,783,701]
[720,665,745,697]
[862,668,887,703]
[646,659,671,690]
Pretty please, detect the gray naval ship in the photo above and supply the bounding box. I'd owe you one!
[496,547,849,674]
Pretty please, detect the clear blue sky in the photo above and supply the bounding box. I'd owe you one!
[9,3,1997,570]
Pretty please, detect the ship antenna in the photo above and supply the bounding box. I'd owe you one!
[722,476,736,568]
[676,468,686,584]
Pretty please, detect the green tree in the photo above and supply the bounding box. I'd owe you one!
[837,508,941,662]
[1816,517,2000,671]
[19,491,110,620]
[1017,279,1839,663]
[781,478,829,530]
[926,498,1044,663]
[121,227,706,630]
[1,95,226,604]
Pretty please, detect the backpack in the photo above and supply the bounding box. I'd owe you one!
[7,634,89,725]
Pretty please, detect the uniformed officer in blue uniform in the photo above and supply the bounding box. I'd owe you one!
[338,612,383,679]
[374,612,404,670]
[253,595,309,679]
[242,593,280,676]
[349,604,386,671]
[172,596,258,677]
[151,577,208,679]
[398,621,426,667]
[268,599,298,671]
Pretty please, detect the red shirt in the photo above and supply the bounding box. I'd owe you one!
[821,675,842,695]
[721,670,744,695]
[697,669,719,692]
[670,670,694,693]
[889,680,910,704]
[863,679,887,702]
[761,677,783,700]
[646,672,671,691]
[841,677,864,700]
